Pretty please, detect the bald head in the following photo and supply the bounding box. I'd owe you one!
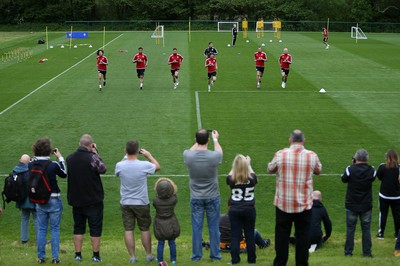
[313,190,322,201]
[20,154,30,164]
[79,134,94,147]
[283,48,289,54]
[289,129,304,144]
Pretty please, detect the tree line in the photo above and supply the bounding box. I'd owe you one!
[0,0,398,24]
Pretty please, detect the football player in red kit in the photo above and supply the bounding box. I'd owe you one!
[96,49,108,91]
[205,53,218,92]
[168,48,184,89]
[254,46,268,89]
[279,48,292,89]
[132,47,148,90]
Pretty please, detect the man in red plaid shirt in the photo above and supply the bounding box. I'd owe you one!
[268,129,322,266]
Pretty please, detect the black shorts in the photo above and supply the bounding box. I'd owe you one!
[72,202,104,237]
[323,37,328,42]
[136,69,145,78]
[171,68,180,76]
[208,72,217,79]
[281,68,290,76]
[256,66,264,73]
[98,70,106,76]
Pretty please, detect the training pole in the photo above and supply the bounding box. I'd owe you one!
[356,23,358,44]
[69,26,73,48]
[189,17,191,43]
[103,26,106,50]
[327,18,330,32]
[46,26,49,50]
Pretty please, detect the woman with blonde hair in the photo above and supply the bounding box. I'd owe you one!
[226,154,257,264]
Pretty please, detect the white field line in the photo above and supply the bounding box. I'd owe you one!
[195,90,202,129]
[196,90,400,94]
[0,34,124,117]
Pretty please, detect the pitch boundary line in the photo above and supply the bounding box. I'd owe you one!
[195,91,202,129]
[0,34,124,117]
[196,90,400,94]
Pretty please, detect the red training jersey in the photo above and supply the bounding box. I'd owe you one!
[133,53,148,69]
[323,28,328,38]
[168,53,184,70]
[279,53,292,69]
[205,58,217,73]
[97,55,108,71]
[254,51,267,67]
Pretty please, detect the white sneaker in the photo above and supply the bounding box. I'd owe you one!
[173,84,177,89]
[176,80,179,86]
[257,82,260,89]
[282,82,286,88]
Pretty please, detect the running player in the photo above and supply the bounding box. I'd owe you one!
[132,47,148,90]
[279,48,292,89]
[205,52,218,92]
[323,27,330,49]
[96,49,108,91]
[168,48,184,89]
[254,46,268,89]
[204,42,219,58]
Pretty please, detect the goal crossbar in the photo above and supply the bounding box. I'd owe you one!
[218,21,239,32]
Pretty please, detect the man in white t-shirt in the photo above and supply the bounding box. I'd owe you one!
[115,140,160,264]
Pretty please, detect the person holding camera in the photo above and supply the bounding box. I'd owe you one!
[183,129,223,262]
[341,149,376,257]
[115,140,160,263]
[66,134,107,262]
[31,137,67,264]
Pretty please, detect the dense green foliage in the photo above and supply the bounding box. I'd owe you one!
[0,0,399,24]
[0,30,400,265]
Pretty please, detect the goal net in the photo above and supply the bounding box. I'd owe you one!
[256,22,275,33]
[151,25,164,39]
[351,26,367,39]
[217,22,239,32]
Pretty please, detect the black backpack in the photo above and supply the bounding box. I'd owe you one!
[27,160,52,204]
[2,171,28,208]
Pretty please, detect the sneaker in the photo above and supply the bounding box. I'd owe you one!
[394,250,400,257]
[171,261,176,264]
[75,255,82,262]
[175,80,179,86]
[145,255,155,262]
[52,258,61,264]
[282,82,286,88]
[257,82,260,89]
[21,240,28,244]
[377,232,384,240]
[260,238,271,248]
[140,83,143,90]
[92,256,102,262]
[327,45,330,49]
[37,258,46,264]
[173,84,177,89]
[129,257,137,264]
[99,86,102,92]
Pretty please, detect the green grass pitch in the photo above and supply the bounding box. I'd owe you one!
[0,30,399,265]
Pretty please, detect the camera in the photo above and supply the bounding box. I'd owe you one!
[53,148,58,153]
[139,149,143,154]
[207,129,213,133]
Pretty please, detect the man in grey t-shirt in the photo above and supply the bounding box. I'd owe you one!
[183,129,223,262]
[115,140,160,263]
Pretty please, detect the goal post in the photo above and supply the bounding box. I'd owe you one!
[217,21,239,32]
[351,26,367,40]
[151,25,164,47]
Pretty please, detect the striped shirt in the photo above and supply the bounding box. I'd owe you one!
[268,144,322,213]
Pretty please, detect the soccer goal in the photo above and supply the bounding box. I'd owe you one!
[256,22,275,33]
[351,26,367,40]
[151,25,164,47]
[218,21,239,32]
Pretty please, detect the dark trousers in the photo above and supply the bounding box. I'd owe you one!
[273,207,311,266]
[232,35,237,46]
[229,207,256,264]
[378,197,400,237]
